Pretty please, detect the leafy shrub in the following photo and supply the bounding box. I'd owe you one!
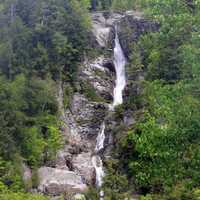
[80,81,104,102]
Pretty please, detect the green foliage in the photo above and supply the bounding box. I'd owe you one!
[2,0,200,199]
[193,188,200,200]
[85,187,99,200]
[114,104,125,120]
[45,125,63,161]
[111,1,200,198]
[90,0,112,11]
[63,84,74,108]
[0,0,92,195]
[0,181,48,200]
[118,79,200,196]
[21,127,46,166]
[0,0,92,81]
[138,0,200,82]
[80,81,105,102]
[103,160,130,200]
[0,74,61,194]
[140,195,153,200]
[0,157,23,192]
[112,0,139,11]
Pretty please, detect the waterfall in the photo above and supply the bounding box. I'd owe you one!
[92,156,105,188]
[93,26,126,199]
[92,156,104,200]
[112,26,126,108]
[95,122,106,152]
[92,122,106,199]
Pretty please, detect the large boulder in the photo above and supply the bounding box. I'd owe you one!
[55,144,91,170]
[38,167,87,195]
[72,152,95,185]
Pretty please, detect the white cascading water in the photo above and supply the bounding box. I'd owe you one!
[92,156,105,188]
[95,122,106,152]
[92,122,105,200]
[93,26,126,199]
[112,26,126,108]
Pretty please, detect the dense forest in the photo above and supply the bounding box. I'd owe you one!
[0,0,92,199]
[0,0,200,200]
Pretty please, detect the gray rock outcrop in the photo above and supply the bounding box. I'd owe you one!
[70,93,107,140]
[72,152,95,184]
[38,167,87,195]
[80,56,114,101]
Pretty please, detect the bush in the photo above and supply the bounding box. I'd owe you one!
[140,195,153,200]
[80,81,104,102]
[0,181,48,200]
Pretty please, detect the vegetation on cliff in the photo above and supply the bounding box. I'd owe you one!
[0,0,91,198]
[109,0,200,199]
[1,0,200,199]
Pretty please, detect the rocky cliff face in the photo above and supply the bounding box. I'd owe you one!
[37,11,158,198]
[117,13,159,58]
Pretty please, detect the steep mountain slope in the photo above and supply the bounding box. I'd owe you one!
[1,1,200,200]
[35,11,158,199]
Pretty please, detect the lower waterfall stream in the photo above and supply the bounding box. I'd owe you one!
[92,26,126,199]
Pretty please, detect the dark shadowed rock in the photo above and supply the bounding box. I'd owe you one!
[117,15,159,58]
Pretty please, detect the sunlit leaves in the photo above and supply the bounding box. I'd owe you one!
[125,81,200,190]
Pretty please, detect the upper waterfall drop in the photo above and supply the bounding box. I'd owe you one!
[112,26,126,108]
